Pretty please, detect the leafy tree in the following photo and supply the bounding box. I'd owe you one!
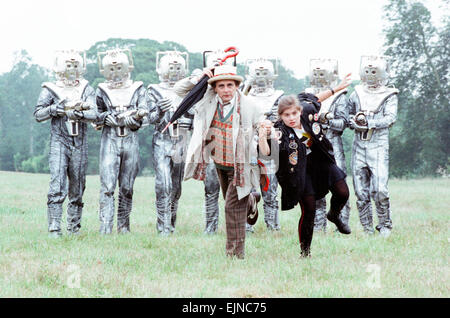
[383,0,449,177]
[0,50,49,171]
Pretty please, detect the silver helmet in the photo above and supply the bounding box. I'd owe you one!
[245,58,278,91]
[98,49,134,85]
[156,50,188,84]
[309,58,339,89]
[53,50,86,84]
[359,55,390,88]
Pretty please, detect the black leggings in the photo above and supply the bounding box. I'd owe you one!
[298,194,316,255]
[329,179,350,214]
[298,179,350,255]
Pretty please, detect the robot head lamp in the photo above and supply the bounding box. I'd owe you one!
[98,49,134,83]
[309,58,338,88]
[156,51,188,83]
[54,50,86,82]
[359,55,389,87]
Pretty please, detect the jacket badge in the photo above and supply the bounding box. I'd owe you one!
[289,140,298,150]
[312,122,321,135]
[289,150,298,166]
[288,134,298,166]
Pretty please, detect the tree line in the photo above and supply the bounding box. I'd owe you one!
[0,0,447,178]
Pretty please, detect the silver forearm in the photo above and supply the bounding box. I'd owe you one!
[80,108,97,122]
[148,103,162,124]
[329,118,345,132]
[34,105,53,122]
[79,87,98,122]
[35,87,57,122]
[367,95,398,129]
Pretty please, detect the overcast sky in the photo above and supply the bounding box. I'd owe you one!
[0,0,445,78]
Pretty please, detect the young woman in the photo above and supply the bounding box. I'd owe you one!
[258,76,351,257]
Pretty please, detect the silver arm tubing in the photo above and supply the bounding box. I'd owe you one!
[35,105,53,122]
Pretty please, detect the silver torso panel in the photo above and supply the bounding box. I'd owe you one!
[247,89,284,114]
[354,85,399,113]
[98,81,143,109]
[42,79,88,103]
[148,83,184,136]
[35,81,95,146]
[350,86,398,143]
[98,81,144,137]
[148,83,183,112]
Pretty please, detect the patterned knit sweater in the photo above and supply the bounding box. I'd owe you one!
[209,103,234,170]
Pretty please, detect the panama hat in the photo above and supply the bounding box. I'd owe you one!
[208,64,243,85]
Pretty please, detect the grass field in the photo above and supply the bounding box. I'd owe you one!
[0,171,448,298]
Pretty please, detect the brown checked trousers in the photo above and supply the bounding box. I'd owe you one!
[216,168,250,259]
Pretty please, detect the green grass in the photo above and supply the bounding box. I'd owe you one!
[0,171,448,297]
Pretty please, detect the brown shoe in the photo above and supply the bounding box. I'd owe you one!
[247,192,261,225]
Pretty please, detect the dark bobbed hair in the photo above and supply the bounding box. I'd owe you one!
[278,95,302,116]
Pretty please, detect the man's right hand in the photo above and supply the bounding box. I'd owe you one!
[201,66,215,79]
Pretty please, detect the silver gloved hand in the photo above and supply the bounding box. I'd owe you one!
[157,97,172,113]
[66,110,84,120]
[327,119,337,129]
[50,99,67,117]
[123,116,141,130]
[319,112,334,124]
[105,114,119,127]
[349,117,368,132]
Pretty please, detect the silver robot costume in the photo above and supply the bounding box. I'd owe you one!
[347,56,399,236]
[96,49,149,234]
[34,50,97,236]
[147,51,191,235]
[305,58,351,232]
[243,58,284,231]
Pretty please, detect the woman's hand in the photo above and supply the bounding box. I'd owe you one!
[316,73,352,103]
[334,73,352,92]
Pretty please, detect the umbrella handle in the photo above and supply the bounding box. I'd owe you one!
[220,47,239,64]
[161,122,171,134]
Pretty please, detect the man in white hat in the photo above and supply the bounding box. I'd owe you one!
[174,64,270,259]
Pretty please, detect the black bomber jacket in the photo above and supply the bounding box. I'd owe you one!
[266,93,336,210]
